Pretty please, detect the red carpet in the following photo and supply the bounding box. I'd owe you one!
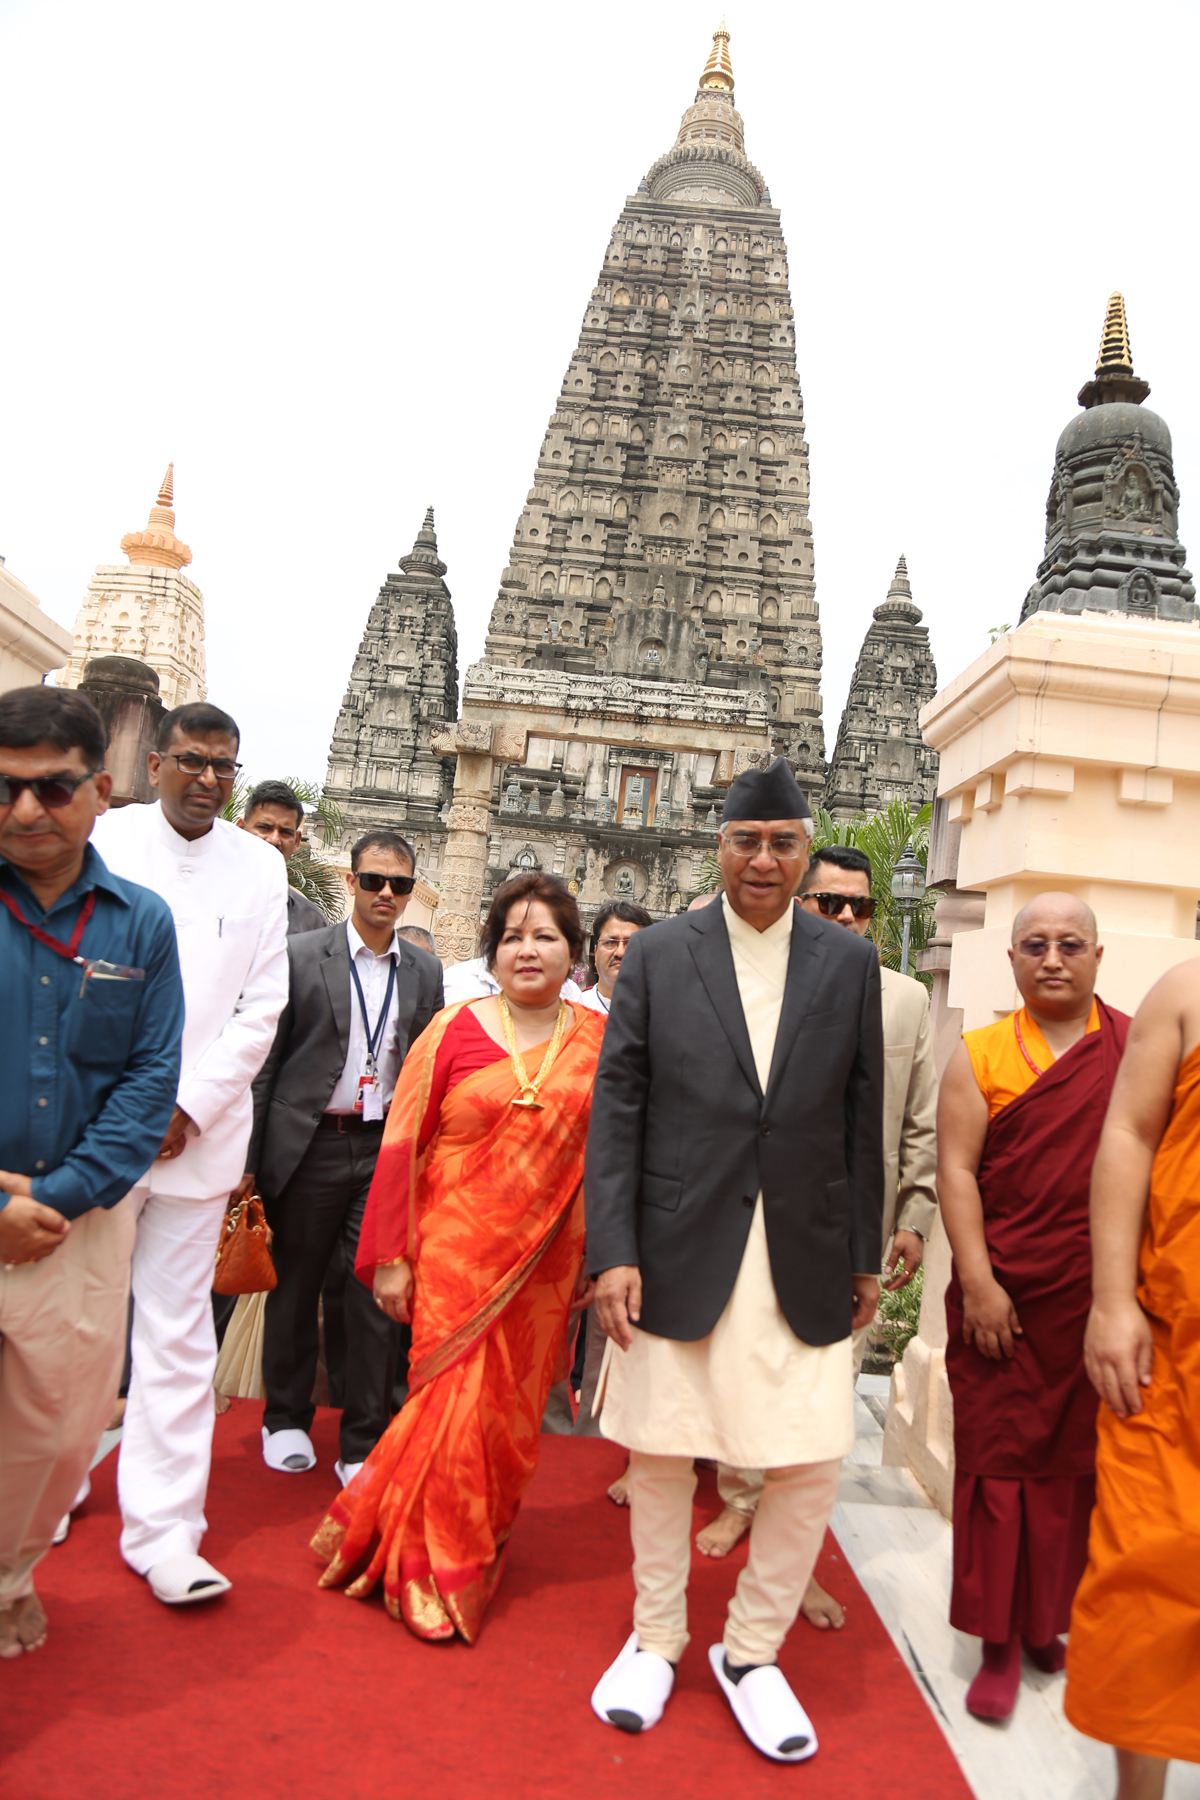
[3,1404,971,1799]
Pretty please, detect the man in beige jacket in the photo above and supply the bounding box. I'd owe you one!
[698,843,938,1630]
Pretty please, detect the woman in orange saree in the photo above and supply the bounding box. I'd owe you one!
[312,873,604,1643]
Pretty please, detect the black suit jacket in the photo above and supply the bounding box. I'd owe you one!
[584,899,885,1346]
[248,923,444,1200]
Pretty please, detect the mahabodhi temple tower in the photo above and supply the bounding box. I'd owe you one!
[326,28,931,949]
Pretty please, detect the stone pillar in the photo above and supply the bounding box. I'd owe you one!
[431,723,527,965]
[78,655,163,806]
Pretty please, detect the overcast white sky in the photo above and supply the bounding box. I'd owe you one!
[3,0,1198,786]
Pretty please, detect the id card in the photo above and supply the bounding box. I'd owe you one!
[357,1072,384,1122]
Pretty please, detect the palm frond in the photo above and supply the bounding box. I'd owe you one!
[809,800,935,985]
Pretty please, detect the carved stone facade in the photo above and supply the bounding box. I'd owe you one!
[1020,294,1197,626]
[60,466,207,709]
[323,509,459,874]
[825,558,939,818]
[481,25,823,790]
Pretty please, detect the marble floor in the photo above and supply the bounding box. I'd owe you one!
[835,1377,1199,1800]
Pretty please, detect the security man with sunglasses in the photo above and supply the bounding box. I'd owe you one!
[249,830,443,1485]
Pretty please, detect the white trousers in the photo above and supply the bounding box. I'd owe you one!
[0,1201,134,1604]
[117,1189,227,1573]
[629,1451,842,1667]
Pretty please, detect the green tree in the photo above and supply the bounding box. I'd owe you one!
[220,777,345,921]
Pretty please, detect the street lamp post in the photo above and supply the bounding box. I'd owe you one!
[890,841,927,979]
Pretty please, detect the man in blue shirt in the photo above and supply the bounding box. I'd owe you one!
[0,686,183,1660]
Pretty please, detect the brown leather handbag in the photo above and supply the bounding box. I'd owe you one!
[213,1186,277,1296]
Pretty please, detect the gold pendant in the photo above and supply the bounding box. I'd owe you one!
[512,1095,544,1109]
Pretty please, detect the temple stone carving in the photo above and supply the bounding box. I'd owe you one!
[1019,294,1197,626]
[824,557,939,818]
[323,508,459,874]
[59,465,207,708]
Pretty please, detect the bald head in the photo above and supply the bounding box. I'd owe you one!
[1012,893,1097,945]
[1009,892,1102,1022]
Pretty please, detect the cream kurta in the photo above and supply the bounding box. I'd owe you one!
[597,894,855,1468]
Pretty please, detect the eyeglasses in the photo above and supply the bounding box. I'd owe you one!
[355,871,416,896]
[1016,938,1094,958]
[160,753,242,781]
[719,828,807,861]
[0,771,97,809]
[597,935,633,951]
[805,892,877,920]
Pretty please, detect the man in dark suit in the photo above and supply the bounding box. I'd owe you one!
[585,758,884,1764]
[236,778,327,934]
[250,830,443,1485]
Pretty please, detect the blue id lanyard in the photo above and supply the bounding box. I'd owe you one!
[348,954,396,1081]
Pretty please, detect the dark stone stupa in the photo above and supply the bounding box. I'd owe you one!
[1020,294,1197,626]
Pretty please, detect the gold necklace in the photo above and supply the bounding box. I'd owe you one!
[497,993,569,1109]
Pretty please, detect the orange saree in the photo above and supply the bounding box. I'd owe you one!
[312,1000,605,1643]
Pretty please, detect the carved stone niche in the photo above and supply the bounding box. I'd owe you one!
[603,859,649,899]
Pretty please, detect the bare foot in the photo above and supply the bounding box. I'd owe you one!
[695,1505,751,1558]
[214,1390,232,1416]
[800,1574,845,1630]
[1115,1750,1169,1800]
[106,1397,126,1431]
[0,1592,48,1659]
[607,1468,631,1506]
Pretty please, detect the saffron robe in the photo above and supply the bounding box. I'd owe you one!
[947,998,1129,1643]
[1065,1040,1200,1763]
[312,1001,604,1643]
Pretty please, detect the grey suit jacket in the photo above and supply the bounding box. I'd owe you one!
[248,922,444,1199]
[584,899,885,1347]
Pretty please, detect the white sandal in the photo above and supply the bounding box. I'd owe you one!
[146,1554,231,1606]
[708,1644,818,1762]
[591,1631,675,1733]
[261,1426,316,1473]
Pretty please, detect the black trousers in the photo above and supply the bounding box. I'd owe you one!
[262,1127,401,1463]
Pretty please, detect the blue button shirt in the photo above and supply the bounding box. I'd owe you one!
[0,841,184,1219]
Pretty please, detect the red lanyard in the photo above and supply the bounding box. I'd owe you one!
[0,886,96,961]
[1012,1009,1047,1078]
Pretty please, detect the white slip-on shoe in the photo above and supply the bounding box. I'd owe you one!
[333,1459,364,1488]
[591,1630,676,1734]
[146,1554,232,1606]
[262,1426,316,1473]
[708,1644,818,1763]
[52,1513,70,1546]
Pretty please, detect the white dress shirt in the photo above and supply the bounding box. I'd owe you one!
[326,921,407,1113]
[441,955,582,1006]
[576,984,611,1017]
[90,800,289,1198]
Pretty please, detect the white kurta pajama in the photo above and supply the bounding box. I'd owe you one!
[599,896,851,1666]
[90,801,289,1572]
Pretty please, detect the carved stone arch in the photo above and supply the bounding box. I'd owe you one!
[581,418,600,438]
[598,351,617,371]
[710,507,726,528]
[706,589,723,613]
[754,301,772,320]
[655,293,671,312]
[613,498,628,520]
[558,491,577,514]
[614,288,631,307]
[761,515,778,536]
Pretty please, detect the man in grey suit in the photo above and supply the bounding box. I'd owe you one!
[250,830,443,1485]
[586,758,884,1764]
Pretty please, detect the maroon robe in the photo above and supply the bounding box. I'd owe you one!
[946,998,1130,1643]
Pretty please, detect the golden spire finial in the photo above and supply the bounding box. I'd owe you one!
[120,461,192,570]
[1078,293,1150,408]
[699,20,734,91]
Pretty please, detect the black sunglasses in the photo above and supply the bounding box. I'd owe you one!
[0,771,96,810]
[806,891,877,920]
[355,871,416,896]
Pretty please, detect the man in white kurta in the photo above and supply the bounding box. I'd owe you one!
[585,757,884,1762]
[91,703,288,1604]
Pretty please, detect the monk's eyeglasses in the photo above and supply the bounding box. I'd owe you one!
[806,892,877,920]
[1016,937,1094,958]
[720,828,806,861]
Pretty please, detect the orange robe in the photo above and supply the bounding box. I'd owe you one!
[1065,1040,1200,1763]
[949,1002,1115,1646]
[312,1000,605,1643]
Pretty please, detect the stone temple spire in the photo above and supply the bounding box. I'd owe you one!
[698,21,734,92]
[1078,292,1151,408]
[120,463,192,570]
[1020,298,1195,624]
[825,559,938,818]
[651,21,759,196]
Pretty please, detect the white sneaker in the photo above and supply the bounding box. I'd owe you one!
[591,1631,675,1733]
[261,1427,316,1473]
[708,1644,818,1762]
[333,1459,364,1488]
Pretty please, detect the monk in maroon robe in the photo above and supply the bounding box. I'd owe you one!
[937,895,1129,1721]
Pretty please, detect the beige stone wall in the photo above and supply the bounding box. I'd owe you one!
[60,564,206,709]
[0,560,72,691]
